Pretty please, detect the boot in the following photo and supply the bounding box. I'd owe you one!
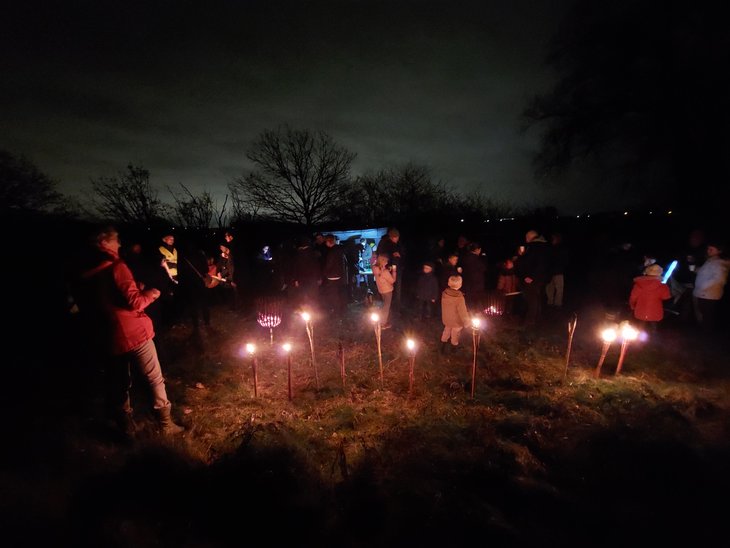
[156,406,185,436]
[114,410,138,441]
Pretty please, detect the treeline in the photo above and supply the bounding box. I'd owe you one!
[1,126,525,233]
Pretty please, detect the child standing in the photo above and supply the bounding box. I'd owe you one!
[415,262,439,320]
[440,275,471,353]
[629,263,671,332]
[497,258,519,315]
[372,253,396,329]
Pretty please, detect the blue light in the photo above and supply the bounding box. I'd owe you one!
[662,260,678,284]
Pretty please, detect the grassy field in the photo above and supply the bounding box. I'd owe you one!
[3,299,730,547]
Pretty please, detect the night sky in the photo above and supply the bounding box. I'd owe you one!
[1,0,628,215]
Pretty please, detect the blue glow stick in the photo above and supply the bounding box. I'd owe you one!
[662,260,678,284]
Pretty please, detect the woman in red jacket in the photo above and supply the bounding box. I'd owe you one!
[629,263,671,332]
[79,226,184,439]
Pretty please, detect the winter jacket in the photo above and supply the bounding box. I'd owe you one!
[376,236,403,265]
[81,252,158,355]
[441,287,470,328]
[629,276,671,322]
[289,246,321,286]
[460,252,487,297]
[373,264,396,295]
[515,237,551,285]
[415,272,439,301]
[322,244,346,282]
[693,256,730,300]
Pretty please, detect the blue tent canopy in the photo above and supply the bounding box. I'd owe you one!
[329,226,387,275]
[329,227,387,243]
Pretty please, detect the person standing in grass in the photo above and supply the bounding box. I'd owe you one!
[692,241,730,330]
[415,261,439,320]
[629,263,671,333]
[76,225,185,440]
[372,252,396,329]
[440,275,471,353]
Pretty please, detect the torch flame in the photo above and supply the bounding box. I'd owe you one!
[406,338,416,351]
[620,322,639,341]
[282,342,292,353]
[245,343,256,355]
[370,312,380,323]
[471,317,481,329]
[301,311,311,322]
[600,328,617,343]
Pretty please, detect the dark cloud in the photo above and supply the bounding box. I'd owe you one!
[1,0,594,212]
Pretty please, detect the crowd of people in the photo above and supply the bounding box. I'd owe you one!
[67,222,729,441]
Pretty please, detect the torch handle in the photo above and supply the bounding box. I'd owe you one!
[615,341,629,375]
[594,343,610,378]
[252,357,259,398]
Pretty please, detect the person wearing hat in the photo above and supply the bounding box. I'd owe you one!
[440,275,471,353]
[692,241,730,330]
[629,263,671,332]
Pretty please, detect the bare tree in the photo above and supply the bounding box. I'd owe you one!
[523,0,730,212]
[227,181,262,223]
[232,127,356,227]
[90,164,169,225]
[341,163,451,225]
[168,183,215,230]
[453,190,516,221]
[214,194,230,229]
[0,149,64,213]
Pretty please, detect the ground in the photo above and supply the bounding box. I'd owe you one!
[3,298,729,547]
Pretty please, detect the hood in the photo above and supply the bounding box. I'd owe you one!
[442,288,463,298]
[632,275,663,288]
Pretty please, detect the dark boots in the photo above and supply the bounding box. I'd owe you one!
[156,406,185,436]
[114,410,138,441]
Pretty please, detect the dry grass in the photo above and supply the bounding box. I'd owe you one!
[6,301,730,546]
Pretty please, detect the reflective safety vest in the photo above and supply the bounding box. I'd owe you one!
[159,245,178,277]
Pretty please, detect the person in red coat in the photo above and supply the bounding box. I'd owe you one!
[629,263,671,332]
[78,226,184,439]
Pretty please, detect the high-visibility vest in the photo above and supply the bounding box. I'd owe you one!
[159,246,178,277]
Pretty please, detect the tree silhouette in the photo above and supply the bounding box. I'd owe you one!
[168,183,216,230]
[232,127,356,227]
[524,0,730,210]
[0,149,64,213]
[90,164,170,225]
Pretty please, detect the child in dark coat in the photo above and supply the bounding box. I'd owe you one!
[415,262,439,319]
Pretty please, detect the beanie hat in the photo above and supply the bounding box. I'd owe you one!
[448,275,463,290]
[644,264,663,277]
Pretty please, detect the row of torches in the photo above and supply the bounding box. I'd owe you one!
[247,309,642,401]
[246,310,486,400]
